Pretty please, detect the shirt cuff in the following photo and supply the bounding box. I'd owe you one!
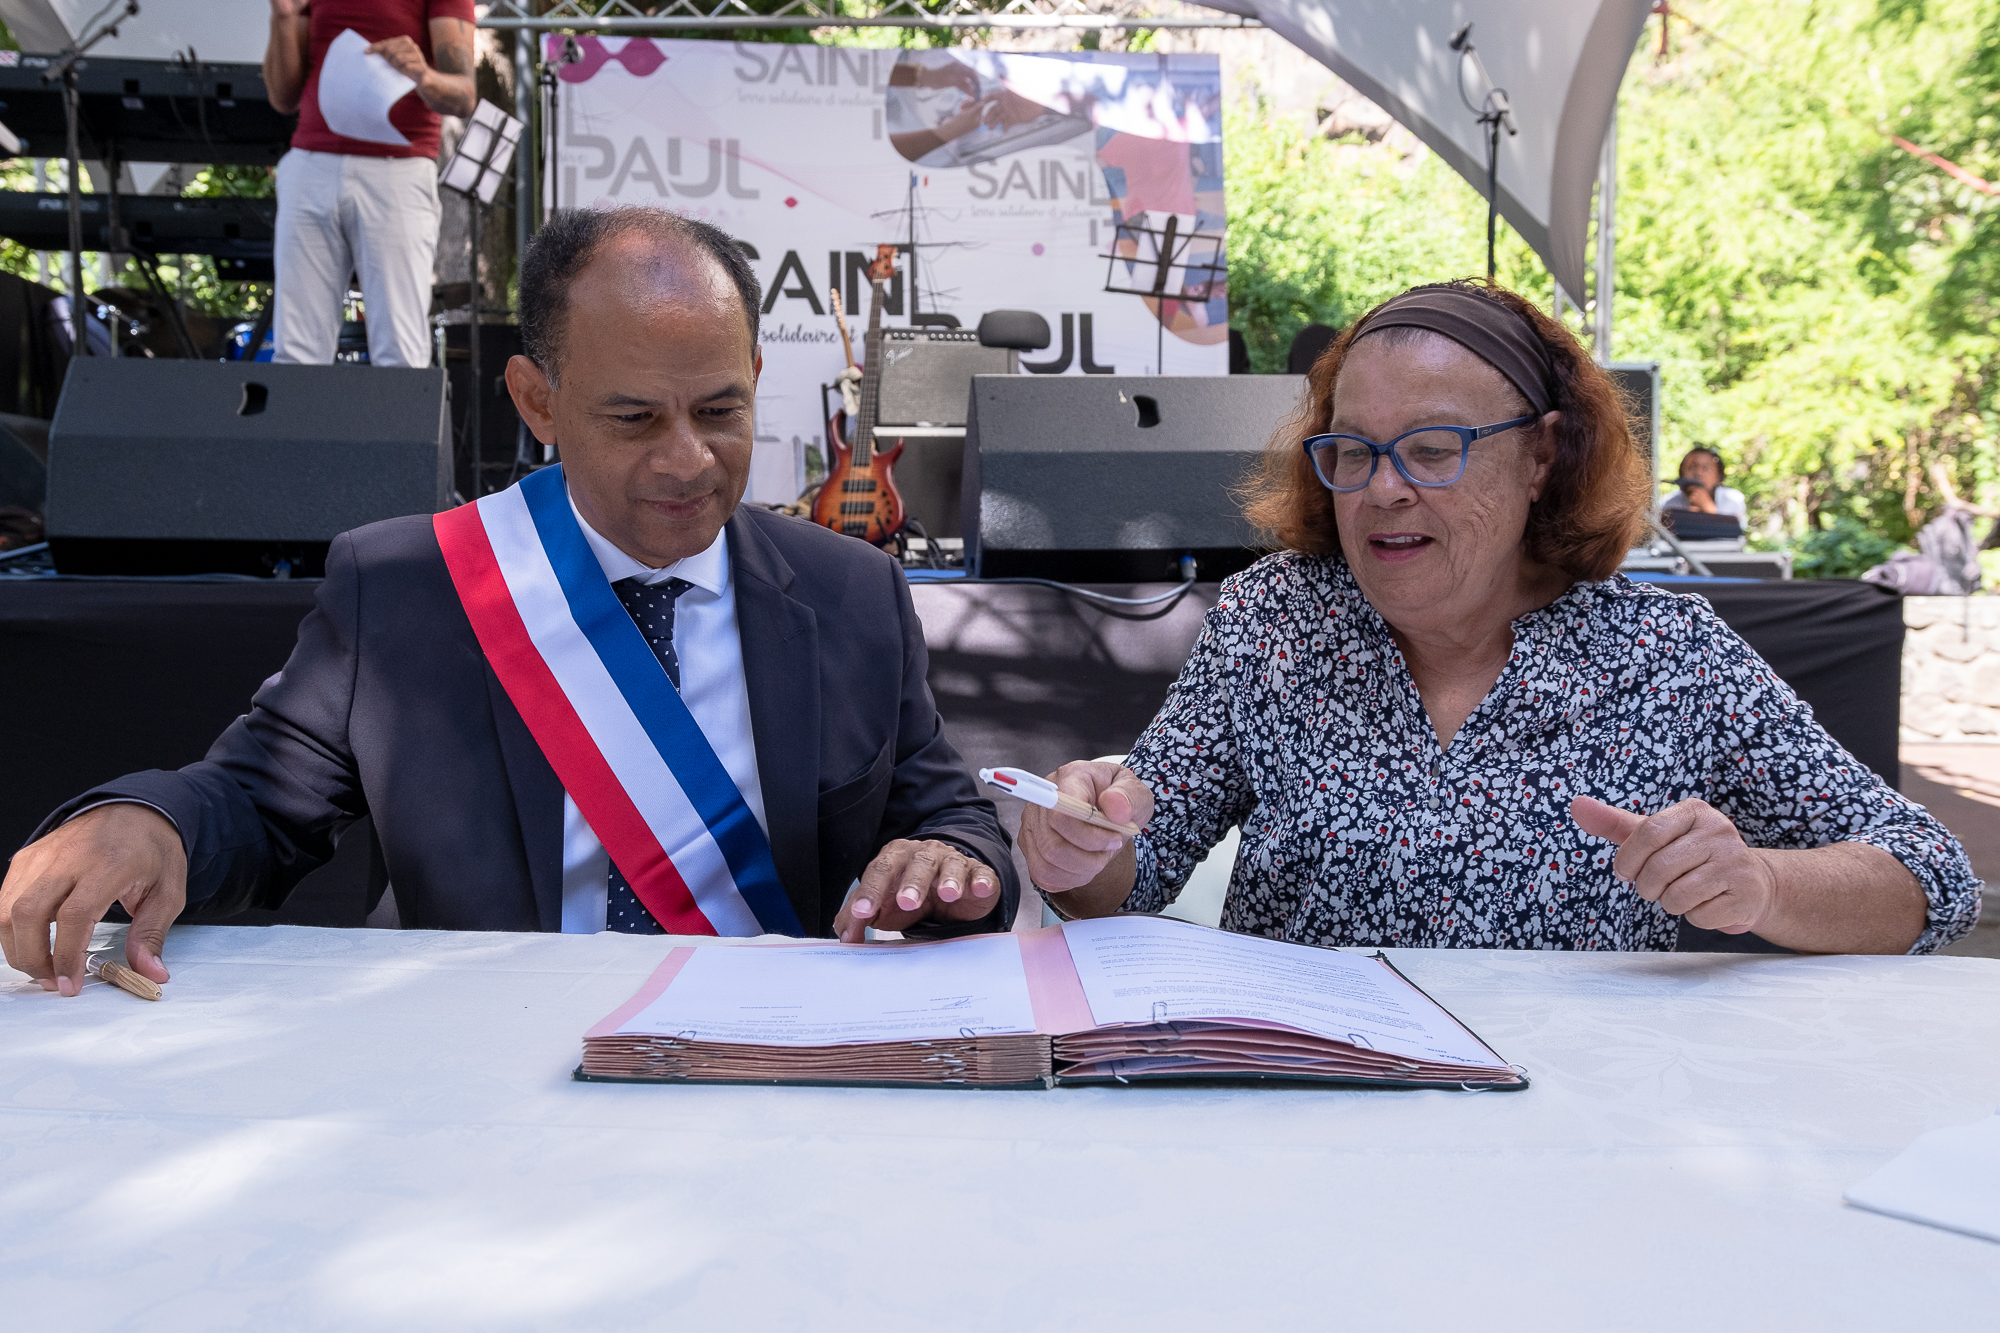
[1843,828,1983,955]
[61,799,181,837]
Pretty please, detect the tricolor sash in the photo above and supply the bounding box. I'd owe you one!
[434,465,800,937]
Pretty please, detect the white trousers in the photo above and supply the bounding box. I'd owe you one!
[273,149,440,369]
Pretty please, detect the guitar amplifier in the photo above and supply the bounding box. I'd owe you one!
[962,374,1307,581]
[876,329,1016,428]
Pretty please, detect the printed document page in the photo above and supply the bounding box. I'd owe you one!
[1060,917,1499,1066]
[317,29,416,146]
[616,935,1039,1046]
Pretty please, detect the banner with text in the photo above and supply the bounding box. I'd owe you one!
[548,39,1228,502]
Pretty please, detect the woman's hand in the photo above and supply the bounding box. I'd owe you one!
[1018,762,1154,917]
[1571,795,1927,952]
[1570,795,1776,933]
[832,839,1001,943]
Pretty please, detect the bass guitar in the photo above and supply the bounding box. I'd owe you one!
[813,244,905,545]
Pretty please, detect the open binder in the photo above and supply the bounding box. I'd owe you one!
[578,916,1526,1091]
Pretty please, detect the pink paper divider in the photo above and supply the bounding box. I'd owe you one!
[585,947,698,1038]
[1018,924,1097,1035]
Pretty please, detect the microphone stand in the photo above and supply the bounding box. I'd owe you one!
[43,0,140,360]
[1450,25,1517,280]
[1646,514,1713,577]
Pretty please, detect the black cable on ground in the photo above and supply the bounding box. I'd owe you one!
[908,555,1204,619]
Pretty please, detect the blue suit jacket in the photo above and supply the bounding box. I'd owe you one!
[41,504,1016,935]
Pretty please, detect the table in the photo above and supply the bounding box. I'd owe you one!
[5,926,1996,1329]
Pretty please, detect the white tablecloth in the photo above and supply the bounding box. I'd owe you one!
[5,926,1998,1330]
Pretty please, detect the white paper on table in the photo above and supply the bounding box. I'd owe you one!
[615,935,1040,1046]
[317,28,415,147]
[1845,1112,2000,1244]
[1060,916,1501,1067]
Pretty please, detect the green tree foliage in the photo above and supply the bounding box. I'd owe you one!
[1790,514,1905,578]
[1225,0,2000,547]
[1224,105,1554,372]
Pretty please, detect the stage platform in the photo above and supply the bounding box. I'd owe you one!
[0,573,1908,944]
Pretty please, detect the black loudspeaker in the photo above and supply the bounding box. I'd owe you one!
[962,375,1306,581]
[876,330,1016,428]
[1606,360,1661,478]
[45,360,451,577]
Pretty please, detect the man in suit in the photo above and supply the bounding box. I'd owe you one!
[2,207,1015,996]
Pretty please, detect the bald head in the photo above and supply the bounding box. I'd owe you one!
[518,207,763,385]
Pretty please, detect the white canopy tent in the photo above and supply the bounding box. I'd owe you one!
[1200,0,1654,305]
[0,0,266,65]
[0,0,1652,311]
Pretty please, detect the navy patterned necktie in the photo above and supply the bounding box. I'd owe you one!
[604,575,694,934]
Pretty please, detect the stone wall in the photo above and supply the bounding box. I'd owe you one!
[1902,597,2000,742]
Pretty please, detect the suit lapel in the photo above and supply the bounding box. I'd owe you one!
[484,662,566,931]
[729,509,822,932]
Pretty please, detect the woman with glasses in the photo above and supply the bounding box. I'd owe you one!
[1018,280,1979,954]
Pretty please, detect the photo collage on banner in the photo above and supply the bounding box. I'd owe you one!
[549,39,1228,503]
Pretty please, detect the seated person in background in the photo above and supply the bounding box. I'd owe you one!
[3,207,1014,997]
[1018,280,1980,955]
[1661,446,1747,522]
[1287,322,1341,377]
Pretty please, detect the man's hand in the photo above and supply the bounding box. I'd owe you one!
[1017,761,1153,910]
[832,840,1001,943]
[1,804,186,995]
[1570,795,1777,934]
[370,20,477,118]
[365,35,431,84]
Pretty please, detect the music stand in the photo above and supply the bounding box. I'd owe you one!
[1101,211,1226,374]
[439,99,524,490]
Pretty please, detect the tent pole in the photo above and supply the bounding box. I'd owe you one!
[515,27,536,243]
[1594,109,1616,363]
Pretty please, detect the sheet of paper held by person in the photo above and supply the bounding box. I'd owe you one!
[1058,916,1500,1068]
[317,28,416,147]
[615,935,1040,1046]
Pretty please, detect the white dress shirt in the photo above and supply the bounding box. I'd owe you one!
[1660,484,1747,520]
[559,497,768,932]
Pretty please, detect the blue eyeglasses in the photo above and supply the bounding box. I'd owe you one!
[1302,415,1539,492]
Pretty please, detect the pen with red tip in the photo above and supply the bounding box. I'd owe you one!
[978,767,1141,837]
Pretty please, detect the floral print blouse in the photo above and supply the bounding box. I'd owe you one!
[1117,553,1981,953]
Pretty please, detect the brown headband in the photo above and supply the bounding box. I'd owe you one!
[1352,284,1557,417]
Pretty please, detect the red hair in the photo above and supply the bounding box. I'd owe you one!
[1241,279,1652,581]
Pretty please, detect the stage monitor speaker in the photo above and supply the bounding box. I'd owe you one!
[876,329,1015,428]
[1606,360,1661,481]
[962,374,1306,582]
[45,360,451,577]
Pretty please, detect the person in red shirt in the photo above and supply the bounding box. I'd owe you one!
[263,1,477,367]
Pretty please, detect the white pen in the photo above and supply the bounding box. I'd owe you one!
[978,767,1141,837]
